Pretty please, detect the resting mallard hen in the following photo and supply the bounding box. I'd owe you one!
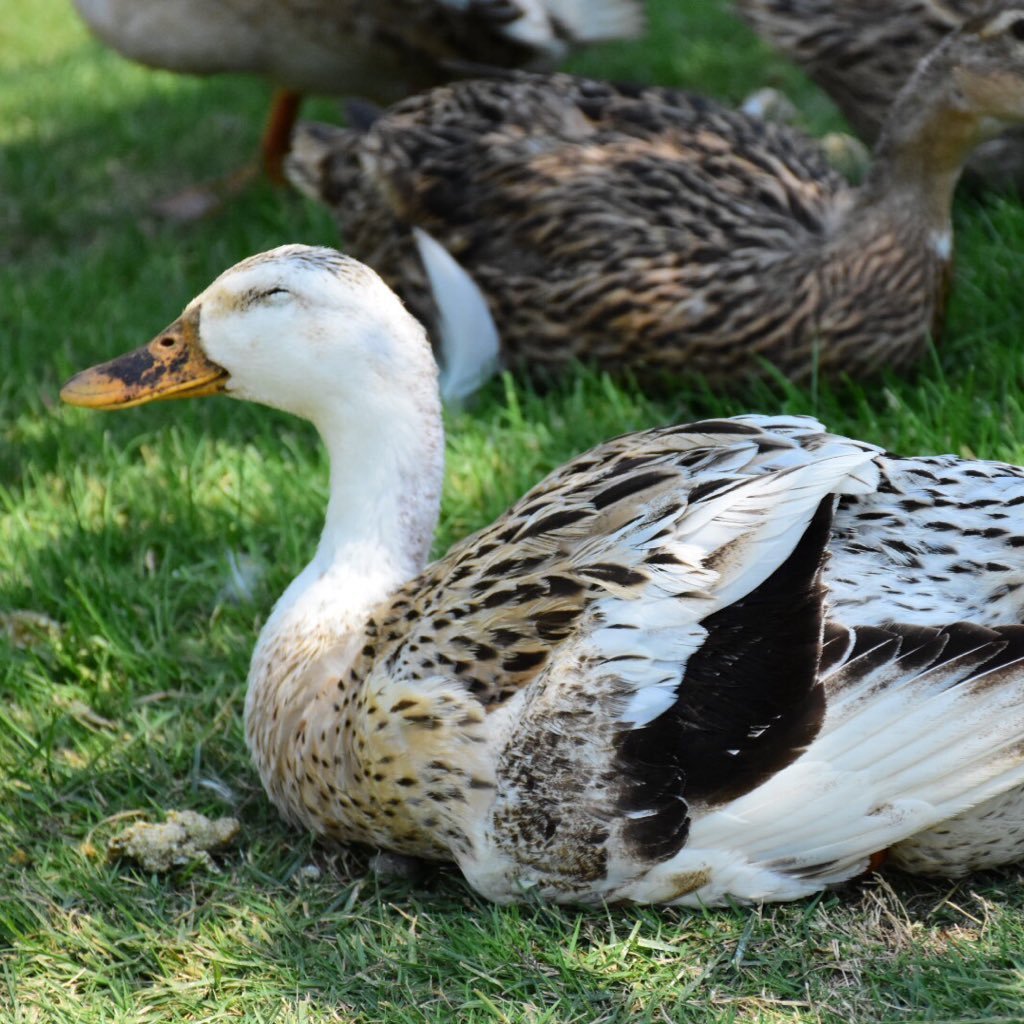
[61,246,1024,904]
[70,0,643,211]
[287,3,1024,395]
[734,0,1024,188]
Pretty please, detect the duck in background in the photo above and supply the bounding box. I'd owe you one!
[286,5,1024,398]
[61,244,1024,905]
[70,0,644,217]
[734,0,1024,189]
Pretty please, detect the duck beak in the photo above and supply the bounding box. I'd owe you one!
[60,310,228,410]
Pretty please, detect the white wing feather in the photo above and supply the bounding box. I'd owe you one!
[622,627,1024,905]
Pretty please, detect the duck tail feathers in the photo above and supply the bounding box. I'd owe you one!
[653,620,1024,905]
[543,0,647,43]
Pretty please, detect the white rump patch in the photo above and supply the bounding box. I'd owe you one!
[413,227,501,404]
[929,230,953,261]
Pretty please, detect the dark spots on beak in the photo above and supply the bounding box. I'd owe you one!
[114,341,193,390]
[106,346,161,389]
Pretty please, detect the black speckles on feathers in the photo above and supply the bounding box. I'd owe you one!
[273,415,1024,891]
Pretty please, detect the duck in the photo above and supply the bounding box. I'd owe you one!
[60,244,1024,905]
[286,3,1024,395]
[69,0,644,216]
[733,0,1024,188]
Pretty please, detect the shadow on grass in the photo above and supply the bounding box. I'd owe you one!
[5,474,1024,1021]
[5,794,1024,1024]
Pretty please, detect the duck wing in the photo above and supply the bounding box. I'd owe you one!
[376,416,876,709]
[651,617,1024,905]
[447,431,879,901]
[443,425,1024,904]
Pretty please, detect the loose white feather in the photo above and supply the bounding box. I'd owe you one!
[413,227,501,404]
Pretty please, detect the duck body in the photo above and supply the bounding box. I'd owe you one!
[289,76,944,385]
[254,412,1024,904]
[289,7,1024,389]
[62,246,1024,905]
[70,0,645,101]
[734,0,1024,187]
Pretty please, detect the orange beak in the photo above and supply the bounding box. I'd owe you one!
[60,309,228,410]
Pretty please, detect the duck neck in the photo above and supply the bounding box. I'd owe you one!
[856,47,991,230]
[309,390,445,601]
[243,366,445,788]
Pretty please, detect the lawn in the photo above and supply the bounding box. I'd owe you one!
[4,1,1024,1021]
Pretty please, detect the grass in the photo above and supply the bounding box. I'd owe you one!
[4,0,1024,1021]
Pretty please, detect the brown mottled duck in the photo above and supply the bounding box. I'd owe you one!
[287,4,1024,396]
[61,245,1024,904]
[735,0,1024,188]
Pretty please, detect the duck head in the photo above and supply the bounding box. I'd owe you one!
[60,244,438,425]
[947,6,1024,127]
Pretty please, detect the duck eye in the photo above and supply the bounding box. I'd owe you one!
[257,287,289,301]
[1011,18,1024,40]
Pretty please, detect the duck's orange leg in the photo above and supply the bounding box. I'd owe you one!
[261,88,303,184]
[866,849,889,874]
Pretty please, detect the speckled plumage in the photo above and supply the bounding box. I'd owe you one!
[735,0,1024,187]
[249,412,1024,898]
[63,248,1024,905]
[288,9,1024,388]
